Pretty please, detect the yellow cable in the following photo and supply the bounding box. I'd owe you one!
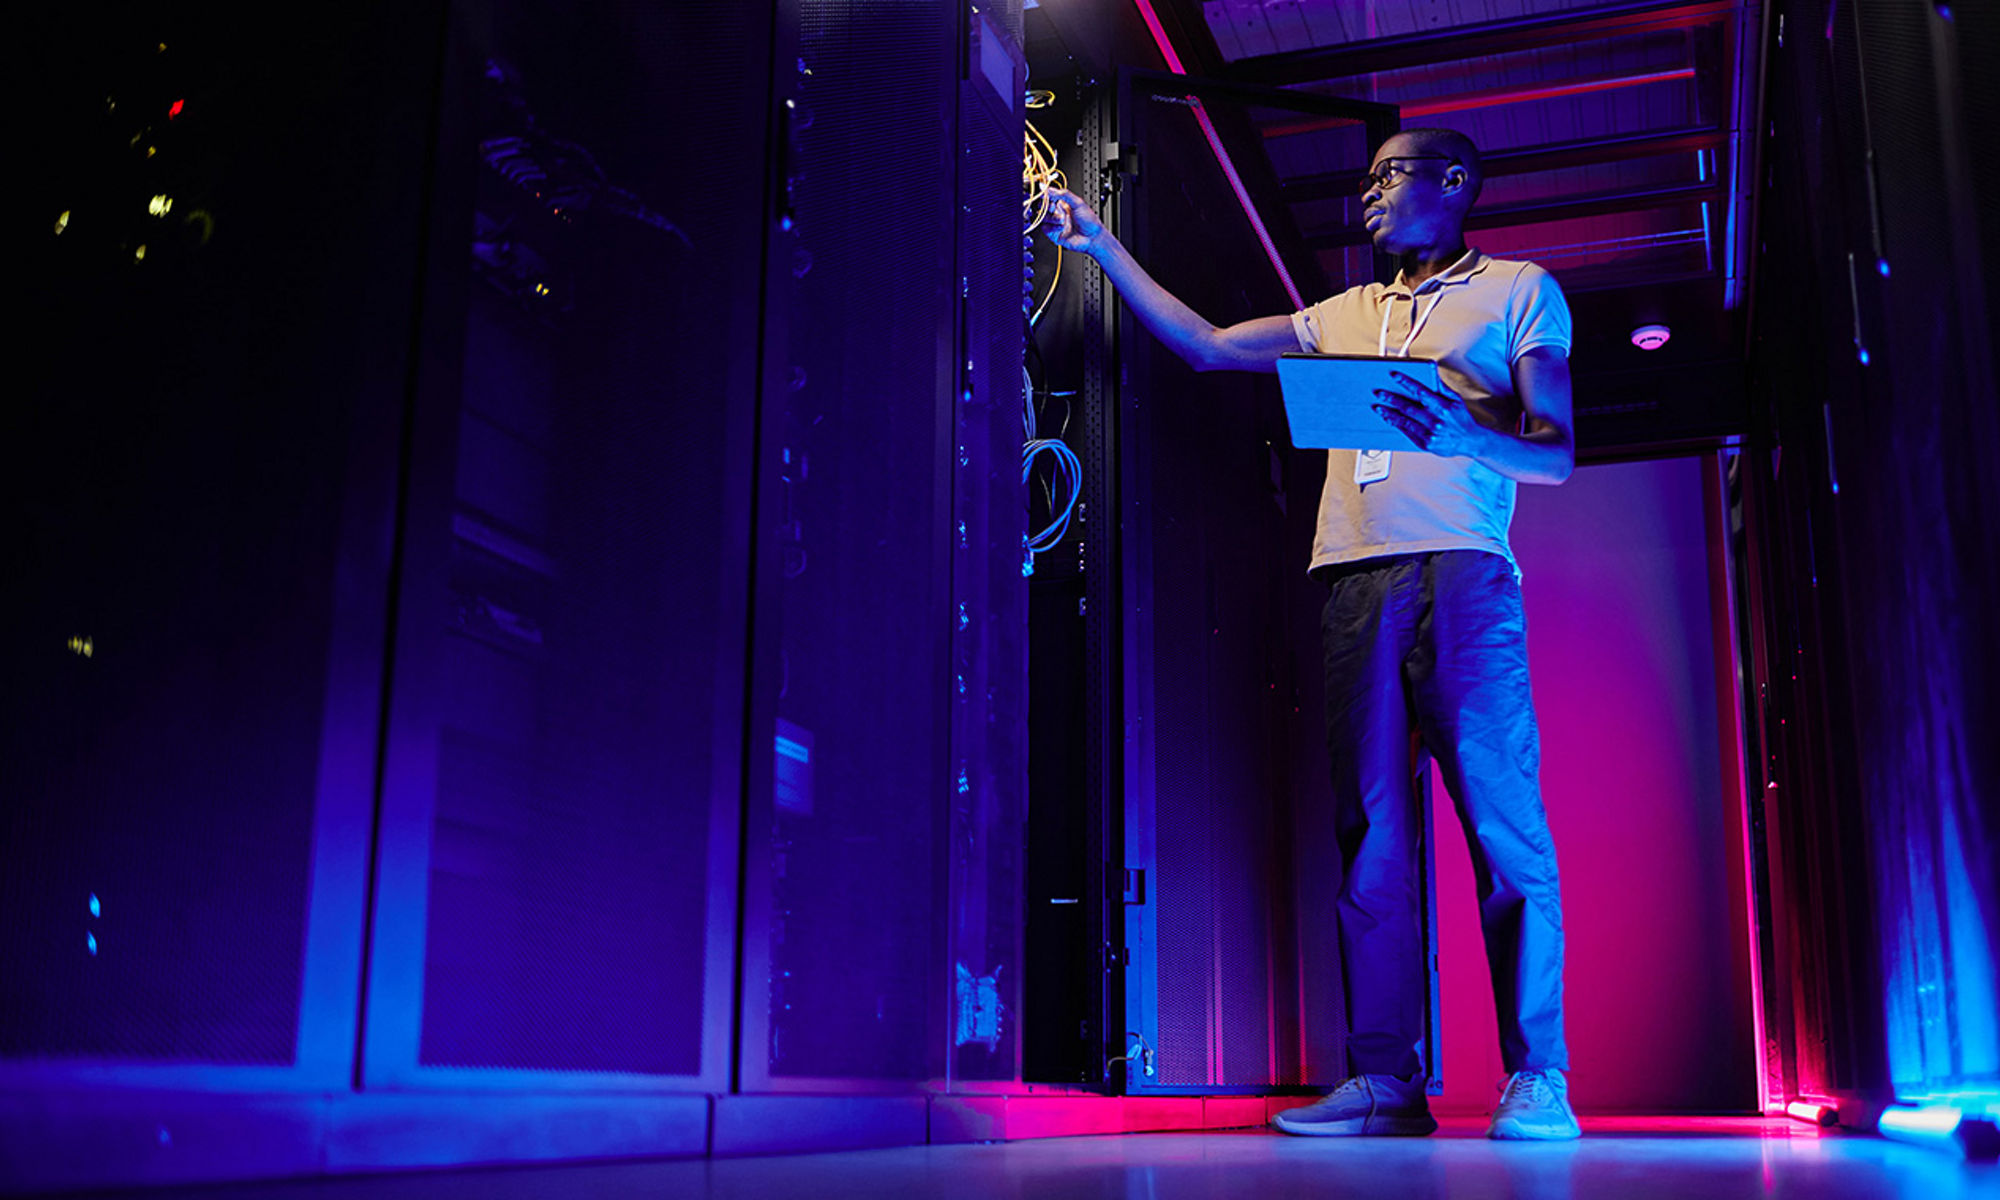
[1021,110,1066,323]
[1023,119,1069,235]
[1032,248,1063,325]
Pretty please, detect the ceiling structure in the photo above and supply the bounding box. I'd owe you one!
[1137,0,1768,443]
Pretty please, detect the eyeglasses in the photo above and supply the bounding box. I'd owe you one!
[1358,155,1462,195]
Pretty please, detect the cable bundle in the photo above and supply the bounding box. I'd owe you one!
[1023,437,1081,556]
[1022,91,1062,234]
[1021,90,1079,569]
[1023,93,1065,326]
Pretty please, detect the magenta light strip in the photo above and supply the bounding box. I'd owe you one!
[1132,0,1304,309]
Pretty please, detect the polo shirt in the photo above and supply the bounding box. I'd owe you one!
[1288,248,1572,574]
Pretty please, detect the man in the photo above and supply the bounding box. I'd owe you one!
[1044,127,1580,1141]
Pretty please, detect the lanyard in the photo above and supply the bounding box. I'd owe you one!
[1379,290,1445,359]
[1376,249,1474,358]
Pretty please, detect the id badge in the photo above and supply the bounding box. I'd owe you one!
[1354,449,1391,486]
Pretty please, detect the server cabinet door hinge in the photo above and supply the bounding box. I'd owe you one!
[1103,140,1140,179]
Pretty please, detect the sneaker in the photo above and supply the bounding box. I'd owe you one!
[1272,1073,1438,1136]
[1487,1069,1581,1140]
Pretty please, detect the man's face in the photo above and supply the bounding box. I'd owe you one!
[1361,136,1462,253]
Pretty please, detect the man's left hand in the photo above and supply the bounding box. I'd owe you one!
[1372,371,1486,458]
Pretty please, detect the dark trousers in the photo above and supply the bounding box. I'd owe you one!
[1320,549,1568,1079]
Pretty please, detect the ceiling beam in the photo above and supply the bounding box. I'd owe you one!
[1219,0,1737,85]
[1302,179,1725,248]
[1260,68,1698,139]
[1280,125,1730,203]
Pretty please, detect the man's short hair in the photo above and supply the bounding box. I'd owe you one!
[1385,127,1484,212]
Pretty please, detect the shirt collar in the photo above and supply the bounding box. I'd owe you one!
[1384,247,1488,297]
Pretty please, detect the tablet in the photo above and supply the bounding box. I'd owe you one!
[1275,352,1441,452]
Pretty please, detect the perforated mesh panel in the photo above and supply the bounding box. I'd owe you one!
[760,0,957,1083]
[2,7,379,1068]
[949,51,1031,1081]
[408,0,765,1075]
[1128,84,1360,1096]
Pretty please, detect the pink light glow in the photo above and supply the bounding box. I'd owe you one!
[1130,0,1187,73]
[1427,459,1759,1117]
[1262,68,1700,139]
[1130,0,1304,309]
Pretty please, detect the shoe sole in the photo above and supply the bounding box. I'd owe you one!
[1486,1117,1581,1140]
[1271,1113,1439,1137]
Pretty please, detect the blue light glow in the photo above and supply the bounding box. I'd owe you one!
[86,931,98,955]
[775,719,815,814]
[1878,258,1891,277]
[1697,151,1715,274]
[88,893,100,918]
[1720,147,1742,307]
[1879,1104,1964,1137]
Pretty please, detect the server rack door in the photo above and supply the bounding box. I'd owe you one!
[736,0,961,1092]
[948,8,1031,1089]
[1109,69,1442,1095]
[360,0,767,1093]
[3,4,438,1096]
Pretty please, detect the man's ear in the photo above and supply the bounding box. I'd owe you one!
[1444,165,1468,195]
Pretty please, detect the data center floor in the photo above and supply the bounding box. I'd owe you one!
[84,1116,1997,1200]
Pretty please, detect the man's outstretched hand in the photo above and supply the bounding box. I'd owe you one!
[1372,370,1488,459]
[1043,187,1110,256]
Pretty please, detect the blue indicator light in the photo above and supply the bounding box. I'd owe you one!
[88,893,101,918]
[86,932,98,956]
[774,718,815,814]
[1877,258,1891,277]
[1859,348,1871,365]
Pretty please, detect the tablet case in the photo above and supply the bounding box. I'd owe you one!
[1275,353,1443,452]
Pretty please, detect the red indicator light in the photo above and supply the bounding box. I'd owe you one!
[168,99,184,118]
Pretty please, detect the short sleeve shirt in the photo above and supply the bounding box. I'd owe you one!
[1289,249,1571,574]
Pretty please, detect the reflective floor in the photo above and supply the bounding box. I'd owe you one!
[88,1118,1999,1200]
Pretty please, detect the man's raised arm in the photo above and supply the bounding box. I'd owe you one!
[1044,187,1297,374]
